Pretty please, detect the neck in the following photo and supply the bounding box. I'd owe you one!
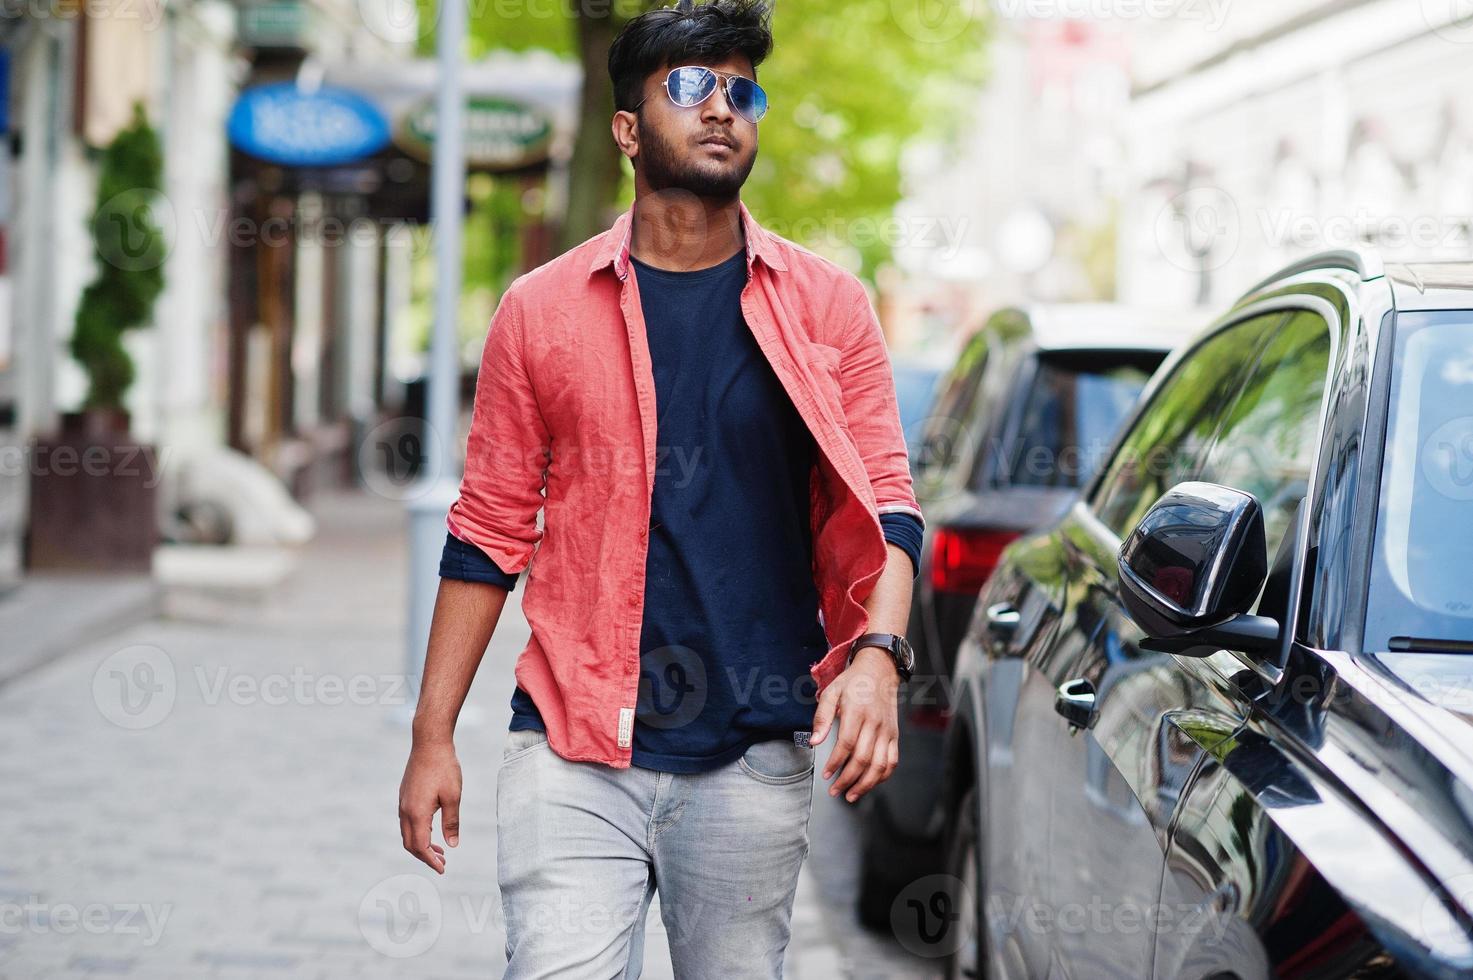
[628,191,745,272]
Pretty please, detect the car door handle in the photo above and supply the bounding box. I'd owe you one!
[1054,678,1097,733]
[986,602,1021,638]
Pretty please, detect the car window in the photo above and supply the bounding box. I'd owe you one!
[980,351,1163,491]
[1365,311,1473,651]
[1090,312,1287,537]
[1196,310,1332,566]
[914,331,989,491]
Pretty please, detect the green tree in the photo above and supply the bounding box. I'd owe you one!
[70,101,166,412]
[444,0,988,279]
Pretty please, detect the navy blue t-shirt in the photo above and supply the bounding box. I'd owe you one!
[440,246,923,773]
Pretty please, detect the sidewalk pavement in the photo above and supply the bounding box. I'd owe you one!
[0,574,159,690]
[0,488,850,979]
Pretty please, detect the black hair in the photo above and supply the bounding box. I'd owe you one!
[608,0,774,114]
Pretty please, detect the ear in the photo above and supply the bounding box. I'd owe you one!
[611,110,639,166]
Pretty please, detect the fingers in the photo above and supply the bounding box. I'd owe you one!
[809,683,840,746]
[821,698,856,781]
[400,802,447,874]
[829,721,877,801]
[844,732,897,803]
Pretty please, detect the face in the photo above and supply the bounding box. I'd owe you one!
[622,54,760,199]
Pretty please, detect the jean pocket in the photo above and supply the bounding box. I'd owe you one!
[737,738,815,785]
[501,727,550,764]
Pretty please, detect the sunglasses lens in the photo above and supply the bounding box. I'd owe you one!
[667,66,718,107]
[728,76,769,122]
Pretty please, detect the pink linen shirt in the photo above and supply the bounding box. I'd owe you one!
[446,200,924,768]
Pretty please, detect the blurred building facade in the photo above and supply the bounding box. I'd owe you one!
[0,0,242,585]
[0,0,581,587]
[888,16,1133,355]
[1118,0,1473,308]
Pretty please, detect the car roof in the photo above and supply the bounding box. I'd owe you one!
[1386,261,1473,312]
[993,303,1203,354]
[1239,248,1473,315]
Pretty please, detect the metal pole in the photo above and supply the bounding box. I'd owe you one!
[403,0,468,716]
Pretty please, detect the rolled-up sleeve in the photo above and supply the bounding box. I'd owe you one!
[439,531,521,590]
[838,281,925,530]
[445,284,551,575]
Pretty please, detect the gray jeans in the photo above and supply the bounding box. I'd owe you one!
[495,727,816,978]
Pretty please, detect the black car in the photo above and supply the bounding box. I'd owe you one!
[937,249,1473,978]
[857,304,1193,926]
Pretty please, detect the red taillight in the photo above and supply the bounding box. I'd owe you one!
[929,528,1020,594]
[908,704,951,732]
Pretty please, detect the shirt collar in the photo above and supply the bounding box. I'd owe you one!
[586,199,788,281]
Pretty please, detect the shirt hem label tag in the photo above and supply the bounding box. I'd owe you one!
[617,707,635,748]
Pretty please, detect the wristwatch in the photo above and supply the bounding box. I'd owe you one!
[847,632,916,682]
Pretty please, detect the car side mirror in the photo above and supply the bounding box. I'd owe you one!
[1118,482,1279,657]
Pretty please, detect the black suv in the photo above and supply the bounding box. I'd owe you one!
[938,250,1473,979]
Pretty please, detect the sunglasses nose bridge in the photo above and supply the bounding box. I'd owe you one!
[703,77,739,119]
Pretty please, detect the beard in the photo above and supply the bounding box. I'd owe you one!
[637,122,757,200]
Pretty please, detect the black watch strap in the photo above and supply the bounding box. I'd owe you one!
[848,632,913,680]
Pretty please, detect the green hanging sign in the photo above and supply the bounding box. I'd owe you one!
[397,96,553,172]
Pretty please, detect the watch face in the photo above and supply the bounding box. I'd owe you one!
[897,637,916,672]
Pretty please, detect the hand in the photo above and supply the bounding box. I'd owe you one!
[809,646,900,804]
[398,737,462,874]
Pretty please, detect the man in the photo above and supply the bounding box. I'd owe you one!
[398,1,924,974]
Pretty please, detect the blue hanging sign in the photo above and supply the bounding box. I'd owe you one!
[227,82,390,167]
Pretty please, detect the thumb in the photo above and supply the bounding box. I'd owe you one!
[810,686,840,745]
[441,790,461,848]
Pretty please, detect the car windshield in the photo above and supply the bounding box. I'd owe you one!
[991,351,1161,490]
[1365,311,1473,652]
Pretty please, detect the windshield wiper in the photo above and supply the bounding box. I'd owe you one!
[1389,636,1473,654]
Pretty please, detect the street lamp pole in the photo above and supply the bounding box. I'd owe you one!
[404,0,468,714]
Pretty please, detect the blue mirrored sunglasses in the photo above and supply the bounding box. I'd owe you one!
[633,65,770,124]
